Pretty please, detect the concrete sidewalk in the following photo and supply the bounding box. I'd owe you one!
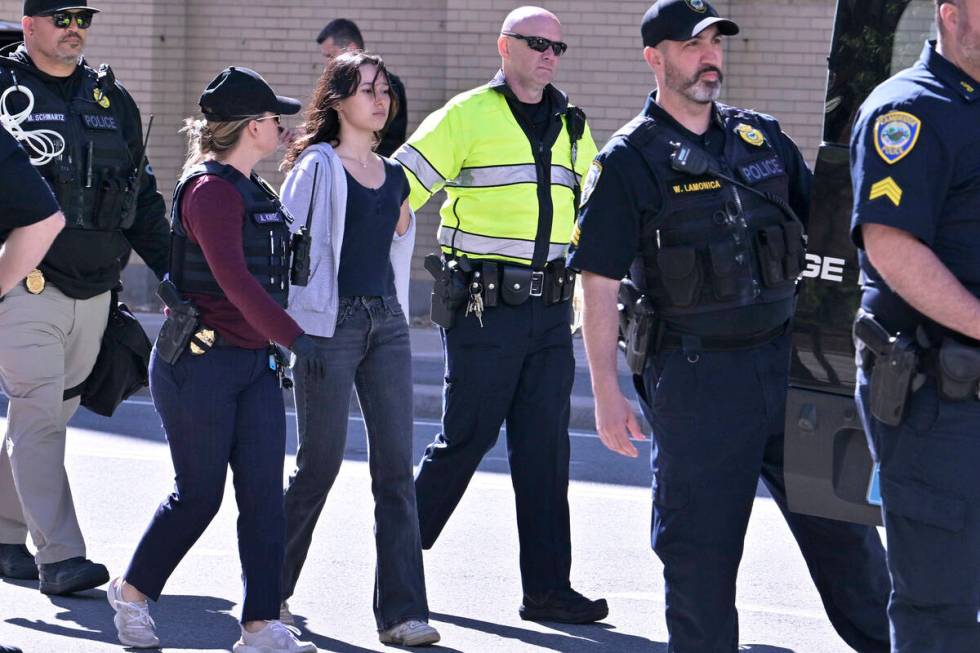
[134,312,640,432]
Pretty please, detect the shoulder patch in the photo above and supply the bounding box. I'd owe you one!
[873,111,921,164]
[735,123,766,147]
[579,160,602,208]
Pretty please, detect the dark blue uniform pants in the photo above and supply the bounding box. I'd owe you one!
[856,369,980,653]
[414,298,574,596]
[126,347,286,623]
[640,333,890,653]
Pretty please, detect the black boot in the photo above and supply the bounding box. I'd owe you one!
[0,544,38,580]
[0,644,23,653]
[519,587,609,624]
[38,557,109,595]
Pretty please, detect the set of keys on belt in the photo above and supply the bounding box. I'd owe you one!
[466,270,485,328]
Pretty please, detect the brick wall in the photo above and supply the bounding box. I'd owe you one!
[0,0,844,309]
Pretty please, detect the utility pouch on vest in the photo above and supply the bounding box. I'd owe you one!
[853,313,919,426]
[708,241,738,300]
[482,262,499,307]
[756,225,787,287]
[618,279,657,376]
[501,266,532,305]
[95,175,128,230]
[783,222,806,279]
[937,338,980,401]
[155,279,200,365]
[657,246,701,307]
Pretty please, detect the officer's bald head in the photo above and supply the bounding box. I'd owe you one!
[501,6,560,34]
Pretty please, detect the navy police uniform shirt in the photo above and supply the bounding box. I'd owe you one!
[0,128,59,232]
[567,92,811,335]
[851,41,980,335]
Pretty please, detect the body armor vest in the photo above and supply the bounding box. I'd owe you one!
[0,57,136,231]
[170,161,292,308]
[619,106,805,332]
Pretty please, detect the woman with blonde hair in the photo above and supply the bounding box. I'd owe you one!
[106,67,325,653]
[278,52,438,647]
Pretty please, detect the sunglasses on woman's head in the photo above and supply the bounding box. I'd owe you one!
[501,32,567,57]
[50,11,95,29]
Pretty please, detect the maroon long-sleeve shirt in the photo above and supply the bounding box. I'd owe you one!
[180,175,303,350]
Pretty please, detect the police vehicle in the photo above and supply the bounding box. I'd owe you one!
[784,0,938,526]
[0,20,21,50]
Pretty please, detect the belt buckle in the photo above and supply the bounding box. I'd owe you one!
[529,270,544,297]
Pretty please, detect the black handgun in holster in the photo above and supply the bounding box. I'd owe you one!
[155,279,201,365]
[424,253,471,329]
[618,278,658,376]
[853,312,920,426]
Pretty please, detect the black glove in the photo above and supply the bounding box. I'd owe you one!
[289,334,327,380]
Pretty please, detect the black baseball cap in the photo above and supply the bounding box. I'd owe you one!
[199,67,302,121]
[641,0,739,48]
[24,1,101,16]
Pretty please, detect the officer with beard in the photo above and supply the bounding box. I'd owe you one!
[569,1,892,651]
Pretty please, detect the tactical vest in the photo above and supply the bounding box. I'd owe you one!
[0,59,136,231]
[170,161,291,308]
[620,107,805,331]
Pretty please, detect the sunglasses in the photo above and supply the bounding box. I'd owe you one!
[501,31,567,57]
[50,11,95,30]
[253,114,282,125]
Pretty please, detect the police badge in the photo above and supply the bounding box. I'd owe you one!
[735,123,766,147]
[93,87,110,109]
[685,0,707,12]
[874,111,920,164]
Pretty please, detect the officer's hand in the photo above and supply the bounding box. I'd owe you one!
[594,388,647,458]
[289,334,327,380]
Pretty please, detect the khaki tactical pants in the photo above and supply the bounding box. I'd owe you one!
[0,283,109,564]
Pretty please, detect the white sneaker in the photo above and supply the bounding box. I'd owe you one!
[233,621,317,653]
[106,577,160,648]
[378,620,441,647]
[279,601,294,626]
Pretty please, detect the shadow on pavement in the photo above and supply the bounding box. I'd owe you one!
[431,612,663,653]
[6,590,241,650]
[293,614,465,653]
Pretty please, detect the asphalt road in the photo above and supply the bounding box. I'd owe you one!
[0,397,873,652]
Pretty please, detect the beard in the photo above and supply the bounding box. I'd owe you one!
[664,61,723,104]
[957,14,980,74]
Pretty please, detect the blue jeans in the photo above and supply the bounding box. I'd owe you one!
[856,369,980,653]
[126,346,286,623]
[282,296,428,630]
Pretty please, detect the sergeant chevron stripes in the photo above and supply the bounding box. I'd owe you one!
[869,177,903,207]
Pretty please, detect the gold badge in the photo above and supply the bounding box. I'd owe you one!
[189,328,215,355]
[869,177,903,207]
[735,123,766,147]
[93,87,110,109]
[25,269,45,294]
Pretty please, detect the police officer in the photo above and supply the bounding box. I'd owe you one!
[570,2,892,651]
[0,123,65,653]
[850,1,980,650]
[395,6,607,623]
[0,0,169,596]
[106,67,321,653]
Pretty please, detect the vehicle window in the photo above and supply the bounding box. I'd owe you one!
[892,0,938,73]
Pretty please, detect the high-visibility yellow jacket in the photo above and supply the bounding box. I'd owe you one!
[395,71,598,267]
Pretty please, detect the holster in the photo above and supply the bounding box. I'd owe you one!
[936,337,980,401]
[618,279,657,376]
[424,254,471,329]
[853,313,919,426]
[155,310,199,365]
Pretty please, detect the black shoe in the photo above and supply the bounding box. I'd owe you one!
[38,557,109,595]
[519,587,609,624]
[0,544,39,580]
[0,645,23,653]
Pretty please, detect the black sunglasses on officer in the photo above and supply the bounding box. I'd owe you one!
[501,31,568,57]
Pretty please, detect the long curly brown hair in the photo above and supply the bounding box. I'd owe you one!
[281,51,397,171]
